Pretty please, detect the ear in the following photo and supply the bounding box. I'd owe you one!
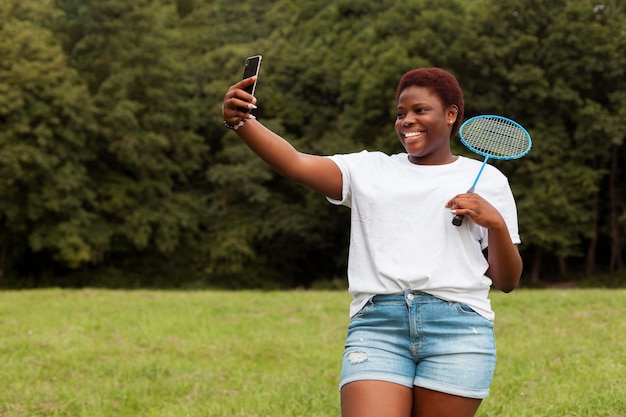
[446,105,459,125]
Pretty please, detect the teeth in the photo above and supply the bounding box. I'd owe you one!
[404,132,423,138]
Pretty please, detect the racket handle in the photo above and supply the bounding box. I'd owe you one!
[452,185,474,227]
[452,214,465,226]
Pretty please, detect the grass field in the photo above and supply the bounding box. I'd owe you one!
[0,289,624,416]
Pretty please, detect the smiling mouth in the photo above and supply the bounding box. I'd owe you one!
[404,131,424,140]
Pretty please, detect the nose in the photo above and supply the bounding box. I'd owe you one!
[402,111,417,126]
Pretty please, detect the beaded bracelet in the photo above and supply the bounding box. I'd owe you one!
[223,119,246,130]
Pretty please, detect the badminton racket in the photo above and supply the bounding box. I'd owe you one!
[452,115,532,226]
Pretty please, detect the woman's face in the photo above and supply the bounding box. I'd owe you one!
[395,86,458,165]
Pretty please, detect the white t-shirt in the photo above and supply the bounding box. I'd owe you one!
[326,151,520,320]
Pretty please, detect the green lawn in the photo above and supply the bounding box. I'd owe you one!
[0,289,624,416]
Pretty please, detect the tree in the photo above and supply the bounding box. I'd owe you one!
[453,0,625,281]
[52,0,210,282]
[2,0,625,287]
[540,1,626,277]
[0,0,100,277]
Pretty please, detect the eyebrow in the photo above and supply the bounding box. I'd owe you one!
[397,102,431,109]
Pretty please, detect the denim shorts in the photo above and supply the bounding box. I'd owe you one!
[339,291,496,399]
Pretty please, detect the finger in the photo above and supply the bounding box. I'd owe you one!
[222,97,256,121]
[227,88,257,109]
[445,196,461,208]
[233,76,258,100]
[445,196,467,209]
[453,193,477,201]
[228,96,257,112]
[225,78,257,99]
[449,206,469,215]
[239,75,257,86]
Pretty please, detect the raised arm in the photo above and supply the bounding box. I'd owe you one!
[222,76,343,200]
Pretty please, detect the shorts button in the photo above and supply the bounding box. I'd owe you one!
[407,293,414,300]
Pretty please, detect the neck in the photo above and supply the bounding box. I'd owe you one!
[408,154,458,166]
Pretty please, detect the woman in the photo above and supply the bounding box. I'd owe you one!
[221,67,523,417]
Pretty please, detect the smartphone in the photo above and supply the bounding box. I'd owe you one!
[242,55,262,96]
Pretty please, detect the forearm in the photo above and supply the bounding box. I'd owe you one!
[235,119,302,178]
[234,119,342,199]
[222,77,342,199]
[486,225,523,293]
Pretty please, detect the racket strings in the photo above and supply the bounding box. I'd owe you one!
[462,118,530,158]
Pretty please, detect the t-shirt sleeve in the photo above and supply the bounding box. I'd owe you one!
[490,175,521,247]
[474,165,521,249]
[324,151,368,208]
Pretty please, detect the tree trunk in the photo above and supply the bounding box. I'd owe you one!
[0,244,5,280]
[609,145,623,273]
[530,246,542,284]
[585,189,599,275]
[558,256,567,276]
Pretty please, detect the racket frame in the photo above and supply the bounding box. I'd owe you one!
[452,115,531,226]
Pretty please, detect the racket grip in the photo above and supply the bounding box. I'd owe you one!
[452,214,465,226]
[452,185,474,226]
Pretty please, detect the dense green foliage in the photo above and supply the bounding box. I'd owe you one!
[0,0,625,287]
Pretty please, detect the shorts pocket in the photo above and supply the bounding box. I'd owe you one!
[455,302,480,316]
[351,299,375,320]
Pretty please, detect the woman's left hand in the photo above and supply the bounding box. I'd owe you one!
[445,193,506,230]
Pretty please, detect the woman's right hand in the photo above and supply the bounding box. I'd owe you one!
[221,76,258,127]
[220,76,343,200]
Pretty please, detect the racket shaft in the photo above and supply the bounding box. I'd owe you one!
[452,157,488,226]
